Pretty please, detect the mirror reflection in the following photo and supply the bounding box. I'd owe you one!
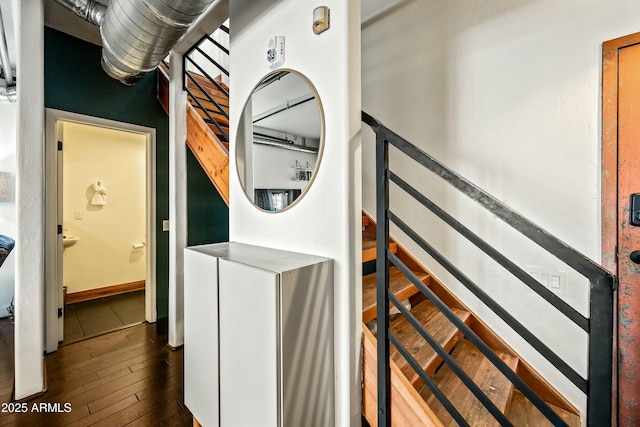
[236,70,324,212]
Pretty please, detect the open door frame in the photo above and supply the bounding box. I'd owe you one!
[44,109,157,353]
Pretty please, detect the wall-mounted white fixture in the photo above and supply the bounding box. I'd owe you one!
[91,180,108,206]
[132,242,145,249]
[62,235,79,249]
[313,6,330,35]
[267,36,285,69]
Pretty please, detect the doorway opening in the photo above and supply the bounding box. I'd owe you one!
[45,110,157,352]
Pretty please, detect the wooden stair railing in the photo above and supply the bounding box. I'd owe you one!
[360,212,581,426]
[157,63,230,206]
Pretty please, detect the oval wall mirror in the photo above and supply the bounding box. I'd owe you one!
[236,69,324,212]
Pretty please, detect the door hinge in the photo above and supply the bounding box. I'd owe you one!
[58,225,63,235]
[58,308,63,318]
[58,141,63,151]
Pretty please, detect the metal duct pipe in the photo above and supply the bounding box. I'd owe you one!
[0,85,16,102]
[0,7,14,87]
[54,0,106,26]
[57,0,215,85]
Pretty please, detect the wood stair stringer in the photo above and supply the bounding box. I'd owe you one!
[157,65,230,206]
[186,104,230,205]
[362,325,444,427]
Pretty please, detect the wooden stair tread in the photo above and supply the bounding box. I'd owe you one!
[362,237,398,263]
[362,267,425,324]
[504,390,580,427]
[362,215,370,227]
[208,124,229,141]
[188,94,229,113]
[194,106,229,126]
[188,89,230,108]
[187,72,229,97]
[390,300,471,387]
[421,339,518,427]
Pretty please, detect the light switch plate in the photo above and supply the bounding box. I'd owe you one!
[162,220,170,231]
[526,266,566,295]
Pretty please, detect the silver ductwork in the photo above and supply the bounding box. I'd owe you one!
[0,84,16,102]
[54,0,106,26]
[56,0,215,85]
[0,5,15,102]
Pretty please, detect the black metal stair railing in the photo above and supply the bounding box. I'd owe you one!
[362,111,615,427]
[182,25,230,142]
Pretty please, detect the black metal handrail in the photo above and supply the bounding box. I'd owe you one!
[182,27,230,143]
[363,111,615,427]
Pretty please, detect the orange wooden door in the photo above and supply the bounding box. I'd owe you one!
[603,33,640,426]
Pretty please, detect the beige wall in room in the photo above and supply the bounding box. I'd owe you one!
[62,121,146,293]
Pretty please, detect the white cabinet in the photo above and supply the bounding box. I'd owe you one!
[184,242,334,427]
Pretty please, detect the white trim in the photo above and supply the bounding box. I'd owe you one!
[167,0,228,348]
[44,109,157,353]
[168,51,187,348]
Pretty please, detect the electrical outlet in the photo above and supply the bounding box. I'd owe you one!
[526,266,566,295]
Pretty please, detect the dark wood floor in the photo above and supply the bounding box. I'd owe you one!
[0,319,192,426]
[0,318,14,407]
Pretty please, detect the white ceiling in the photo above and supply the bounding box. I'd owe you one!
[0,0,401,72]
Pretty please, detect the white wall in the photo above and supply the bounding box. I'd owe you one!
[62,122,146,293]
[229,0,361,425]
[14,0,45,400]
[0,102,16,317]
[252,144,318,191]
[362,0,639,413]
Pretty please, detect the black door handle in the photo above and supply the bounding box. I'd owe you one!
[630,250,640,264]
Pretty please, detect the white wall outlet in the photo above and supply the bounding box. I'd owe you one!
[74,209,84,220]
[162,220,170,232]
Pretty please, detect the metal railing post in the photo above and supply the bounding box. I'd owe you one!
[587,275,615,426]
[376,130,391,427]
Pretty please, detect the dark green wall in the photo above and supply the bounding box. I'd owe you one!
[44,27,228,318]
[186,149,229,246]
